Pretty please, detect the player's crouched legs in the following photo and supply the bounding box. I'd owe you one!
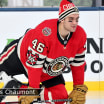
[41,84,68,104]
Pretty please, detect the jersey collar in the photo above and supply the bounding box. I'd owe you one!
[57,21,73,47]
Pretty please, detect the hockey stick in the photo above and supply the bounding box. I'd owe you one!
[1,98,72,104]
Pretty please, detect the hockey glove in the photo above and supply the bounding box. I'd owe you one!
[68,85,88,104]
[18,86,40,104]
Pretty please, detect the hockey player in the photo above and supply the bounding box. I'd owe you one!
[0,0,88,104]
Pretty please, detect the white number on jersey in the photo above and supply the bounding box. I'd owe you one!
[32,39,45,53]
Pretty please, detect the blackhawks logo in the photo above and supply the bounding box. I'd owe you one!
[46,56,69,76]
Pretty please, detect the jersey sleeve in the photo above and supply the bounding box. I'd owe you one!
[70,27,87,85]
[18,28,48,88]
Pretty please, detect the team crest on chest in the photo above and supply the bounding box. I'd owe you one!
[42,27,51,36]
[46,56,69,76]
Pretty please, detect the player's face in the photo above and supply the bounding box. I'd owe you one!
[62,14,79,32]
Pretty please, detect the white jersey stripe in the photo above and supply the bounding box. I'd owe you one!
[26,63,43,68]
[0,43,17,64]
[71,61,85,66]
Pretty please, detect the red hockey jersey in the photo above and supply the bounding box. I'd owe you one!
[17,19,87,88]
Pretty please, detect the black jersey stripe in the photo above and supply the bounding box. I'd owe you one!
[75,54,85,58]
